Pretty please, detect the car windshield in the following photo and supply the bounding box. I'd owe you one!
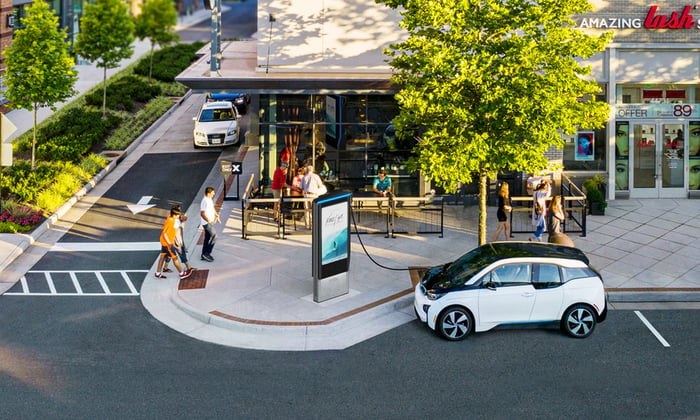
[199,109,234,122]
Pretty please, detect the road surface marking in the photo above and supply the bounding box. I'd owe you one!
[635,310,670,348]
[50,242,161,252]
[127,196,156,214]
[4,270,148,296]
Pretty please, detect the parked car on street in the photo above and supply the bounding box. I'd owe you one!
[193,101,241,148]
[414,242,607,340]
[207,92,251,115]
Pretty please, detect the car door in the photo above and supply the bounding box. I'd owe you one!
[530,263,564,321]
[478,263,535,325]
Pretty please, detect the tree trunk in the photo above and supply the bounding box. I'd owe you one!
[31,106,37,170]
[149,43,155,84]
[478,173,488,245]
[102,66,108,117]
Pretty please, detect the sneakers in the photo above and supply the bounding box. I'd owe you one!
[154,273,167,279]
[201,254,214,262]
[179,270,192,280]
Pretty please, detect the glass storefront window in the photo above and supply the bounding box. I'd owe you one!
[562,127,607,171]
[259,94,418,196]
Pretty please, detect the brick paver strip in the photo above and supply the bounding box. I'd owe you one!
[178,269,209,290]
[210,288,415,326]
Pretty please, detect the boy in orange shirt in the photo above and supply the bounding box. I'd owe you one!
[155,206,192,280]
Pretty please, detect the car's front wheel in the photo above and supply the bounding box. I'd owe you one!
[561,304,596,338]
[436,306,473,341]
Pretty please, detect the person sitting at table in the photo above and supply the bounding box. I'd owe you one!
[292,166,306,194]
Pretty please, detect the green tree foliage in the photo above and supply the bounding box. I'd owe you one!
[73,0,135,116]
[2,0,77,170]
[377,0,611,244]
[133,0,180,83]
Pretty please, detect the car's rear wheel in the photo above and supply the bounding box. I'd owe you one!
[561,304,596,338]
[436,306,473,341]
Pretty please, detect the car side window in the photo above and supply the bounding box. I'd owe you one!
[490,263,531,287]
[533,264,562,289]
[561,267,597,283]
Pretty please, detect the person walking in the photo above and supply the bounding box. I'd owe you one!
[155,206,192,280]
[200,187,219,262]
[530,180,550,242]
[547,195,565,234]
[162,205,195,274]
[491,181,512,242]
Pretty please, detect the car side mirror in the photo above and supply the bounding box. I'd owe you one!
[192,117,197,121]
[483,280,497,290]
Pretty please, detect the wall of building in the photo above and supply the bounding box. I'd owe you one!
[257,0,406,72]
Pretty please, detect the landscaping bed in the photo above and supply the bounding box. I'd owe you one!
[0,42,205,233]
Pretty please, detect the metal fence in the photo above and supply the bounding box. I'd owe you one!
[240,180,444,240]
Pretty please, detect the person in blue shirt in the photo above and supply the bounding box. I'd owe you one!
[373,168,392,197]
[372,168,392,209]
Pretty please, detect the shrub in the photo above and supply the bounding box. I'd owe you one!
[134,42,205,82]
[34,108,121,162]
[84,75,162,112]
[79,153,110,177]
[1,161,63,202]
[104,96,173,150]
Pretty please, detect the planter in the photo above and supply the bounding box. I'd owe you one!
[589,201,605,215]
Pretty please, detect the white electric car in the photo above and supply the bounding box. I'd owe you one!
[414,242,607,340]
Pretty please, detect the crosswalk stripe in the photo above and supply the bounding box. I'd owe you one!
[122,272,138,295]
[4,270,148,296]
[95,271,110,294]
[70,271,84,294]
[46,272,57,294]
[49,242,161,252]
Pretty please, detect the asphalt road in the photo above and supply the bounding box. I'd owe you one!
[0,302,698,418]
[1,9,698,417]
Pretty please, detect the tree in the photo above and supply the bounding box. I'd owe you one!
[2,0,77,170]
[377,0,611,245]
[133,0,180,83]
[74,0,135,117]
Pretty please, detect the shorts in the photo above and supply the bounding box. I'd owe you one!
[272,189,281,199]
[160,244,178,260]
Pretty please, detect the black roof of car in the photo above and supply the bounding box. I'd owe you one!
[478,242,589,265]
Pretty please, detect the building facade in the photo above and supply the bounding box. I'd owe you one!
[573,0,700,199]
[179,0,700,200]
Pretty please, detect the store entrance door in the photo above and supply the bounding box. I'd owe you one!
[630,122,686,198]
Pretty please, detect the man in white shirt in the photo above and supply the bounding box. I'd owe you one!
[199,187,219,262]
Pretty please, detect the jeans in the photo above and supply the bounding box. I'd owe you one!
[202,223,216,257]
[534,218,545,240]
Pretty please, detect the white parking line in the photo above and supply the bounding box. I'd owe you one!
[635,310,671,348]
